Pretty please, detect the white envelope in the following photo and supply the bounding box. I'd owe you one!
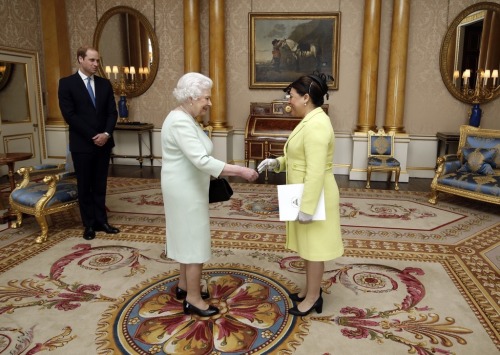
[277,183,326,221]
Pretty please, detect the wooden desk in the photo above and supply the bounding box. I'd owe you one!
[0,152,33,222]
[110,123,154,167]
[245,102,328,166]
[436,132,459,157]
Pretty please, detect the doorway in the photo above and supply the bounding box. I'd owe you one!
[0,47,45,175]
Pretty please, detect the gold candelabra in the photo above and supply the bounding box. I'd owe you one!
[105,65,150,96]
[455,68,499,104]
[453,68,499,127]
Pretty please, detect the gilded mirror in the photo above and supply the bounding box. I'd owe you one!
[93,6,159,98]
[440,2,500,104]
[0,62,13,91]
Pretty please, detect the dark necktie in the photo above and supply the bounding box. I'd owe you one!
[86,77,96,107]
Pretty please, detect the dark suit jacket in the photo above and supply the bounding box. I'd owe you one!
[58,72,117,153]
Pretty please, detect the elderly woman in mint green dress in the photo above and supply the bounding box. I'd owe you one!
[161,72,258,317]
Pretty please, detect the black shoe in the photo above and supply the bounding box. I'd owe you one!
[288,293,305,302]
[175,287,210,300]
[83,227,96,240]
[288,295,323,316]
[94,223,120,234]
[288,288,321,303]
[183,300,219,317]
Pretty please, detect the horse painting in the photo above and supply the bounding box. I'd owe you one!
[274,38,322,71]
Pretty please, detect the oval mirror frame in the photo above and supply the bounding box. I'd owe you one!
[0,62,13,91]
[440,2,500,105]
[93,6,159,98]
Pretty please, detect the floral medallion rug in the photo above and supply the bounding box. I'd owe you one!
[0,177,498,355]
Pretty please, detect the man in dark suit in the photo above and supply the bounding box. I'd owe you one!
[58,45,120,240]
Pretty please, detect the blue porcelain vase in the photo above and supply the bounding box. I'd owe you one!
[118,95,129,119]
[468,103,481,127]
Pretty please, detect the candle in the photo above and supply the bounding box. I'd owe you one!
[112,66,119,80]
[129,66,136,80]
[462,69,470,87]
[453,70,459,86]
[484,69,491,87]
[143,67,150,76]
[124,67,130,79]
[105,66,111,79]
[138,67,144,79]
[492,69,498,87]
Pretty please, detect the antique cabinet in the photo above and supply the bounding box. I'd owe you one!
[244,101,328,166]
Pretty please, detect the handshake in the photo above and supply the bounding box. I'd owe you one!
[257,158,279,174]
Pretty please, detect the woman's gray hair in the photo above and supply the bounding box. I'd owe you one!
[173,72,213,102]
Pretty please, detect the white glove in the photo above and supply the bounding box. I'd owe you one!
[257,158,279,173]
[297,211,313,224]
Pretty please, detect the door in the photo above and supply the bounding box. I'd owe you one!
[0,47,44,175]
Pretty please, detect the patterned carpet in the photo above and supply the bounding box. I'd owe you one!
[0,177,498,354]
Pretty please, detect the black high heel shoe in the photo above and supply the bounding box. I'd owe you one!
[288,292,305,302]
[288,295,323,316]
[183,300,219,317]
[288,288,322,303]
[175,287,210,300]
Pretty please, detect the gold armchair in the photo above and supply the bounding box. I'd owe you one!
[9,159,78,244]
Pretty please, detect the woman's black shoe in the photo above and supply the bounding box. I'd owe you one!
[288,288,322,303]
[288,295,323,316]
[183,300,219,316]
[175,287,210,300]
[288,293,305,302]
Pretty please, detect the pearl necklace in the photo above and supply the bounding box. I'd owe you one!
[178,105,192,116]
[179,105,200,125]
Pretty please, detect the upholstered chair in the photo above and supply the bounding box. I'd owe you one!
[366,129,401,190]
[9,154,78,243]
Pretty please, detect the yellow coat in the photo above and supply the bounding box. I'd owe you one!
[275,107,344,261]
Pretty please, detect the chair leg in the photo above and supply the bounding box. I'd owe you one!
[34,215,49,244]
[428,189,439,204]
[366,168,372,189]
[10,209,23,228]
[394,168,400,191]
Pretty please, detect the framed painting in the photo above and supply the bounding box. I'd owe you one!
[249,12,340,89]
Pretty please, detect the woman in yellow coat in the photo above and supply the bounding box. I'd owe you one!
[258,73,344,316]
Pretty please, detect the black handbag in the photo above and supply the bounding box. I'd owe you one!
[209,178,233,203]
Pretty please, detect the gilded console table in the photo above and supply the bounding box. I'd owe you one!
[110,123,154,167]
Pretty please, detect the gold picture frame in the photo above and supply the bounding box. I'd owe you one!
[272,100,289,115]
[249,12,340,89]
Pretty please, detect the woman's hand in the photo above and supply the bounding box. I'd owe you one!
[257,158,279,173]
[241,167,259,182]
[297,211,313,224]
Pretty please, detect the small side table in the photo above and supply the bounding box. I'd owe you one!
[436,132,460,157]
[110,123,154,167]
[0,152,33,223]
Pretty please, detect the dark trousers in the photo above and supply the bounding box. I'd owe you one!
[72,149,111,228]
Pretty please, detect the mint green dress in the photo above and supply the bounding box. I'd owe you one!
[161,111,225,263]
